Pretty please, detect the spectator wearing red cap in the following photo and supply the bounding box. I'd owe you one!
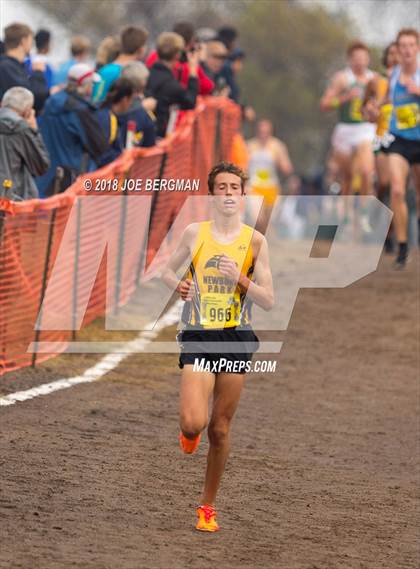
[36,63,109,196]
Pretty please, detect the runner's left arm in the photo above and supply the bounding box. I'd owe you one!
[218,236,274,311]
[274,140,293,177]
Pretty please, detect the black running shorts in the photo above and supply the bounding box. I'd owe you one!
[177,326,260,374]
[387,135,420,165]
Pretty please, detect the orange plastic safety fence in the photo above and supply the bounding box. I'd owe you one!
[0,97,240,376]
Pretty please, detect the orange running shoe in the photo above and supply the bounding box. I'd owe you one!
[179,431,201,454]
[196,504,219,532]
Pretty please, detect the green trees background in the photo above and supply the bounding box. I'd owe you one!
[29,0,370,173]
[237,0,355,172]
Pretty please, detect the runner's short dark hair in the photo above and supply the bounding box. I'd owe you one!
[120,25,148,55]
[396,28,419,44]
[208,162,248,194]
[347,40,369,56]
[173,21,195,46]
[217,26,238,50]
[381,41,397,68]
[35,29,50,51]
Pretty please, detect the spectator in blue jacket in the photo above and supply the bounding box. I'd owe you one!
[36,63,108,196]
[119,61,156,147]
[95,78,135,167]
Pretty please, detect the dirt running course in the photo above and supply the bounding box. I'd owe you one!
[0,252,419,569]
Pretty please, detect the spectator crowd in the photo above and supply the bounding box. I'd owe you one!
[0,21,250,200]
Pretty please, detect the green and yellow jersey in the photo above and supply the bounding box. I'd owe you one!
[339,68,374,124]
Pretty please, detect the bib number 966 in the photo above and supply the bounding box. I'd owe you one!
[209,307,232,322]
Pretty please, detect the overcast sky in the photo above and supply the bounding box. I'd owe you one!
[1,0,70,63]
[1,0,419,65]
[310,0,419,46]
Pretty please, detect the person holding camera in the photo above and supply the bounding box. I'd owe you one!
[145,32,199,137]
[146,22,214,96]
[200,41,230,97]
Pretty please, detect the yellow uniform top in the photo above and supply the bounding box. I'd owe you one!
[376,75,393,137]
[183,221,254,329]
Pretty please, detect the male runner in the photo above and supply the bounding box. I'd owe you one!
[386,29,420,268]
[162,161,274,532]
[247,118,293,233]
[320,41,377,230]
[363,42,399,252]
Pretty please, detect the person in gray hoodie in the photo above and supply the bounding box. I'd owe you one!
[0,86,49,200]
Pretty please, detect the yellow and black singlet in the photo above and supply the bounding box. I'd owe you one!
[182,221,254,329]
[376,75,393,137]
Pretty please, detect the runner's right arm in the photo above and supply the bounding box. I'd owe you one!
[161,224,198,300]
[320,71,356,112]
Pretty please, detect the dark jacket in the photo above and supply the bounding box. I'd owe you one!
[95,107,124,167]
[145,61,198,137]
[219,61,240,103]
[0,107,49,200]
[36,89,108,197]
[117,96,156,148]
[0,55,49,114]
[201,62,232,98]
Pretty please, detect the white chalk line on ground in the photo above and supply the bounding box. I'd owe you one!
[0,302,183,408]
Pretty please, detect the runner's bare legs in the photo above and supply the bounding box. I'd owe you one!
[389,153,410,243]
[179,366,245,506]
[412,164,420,242]
[179,366,214,438]
[355,140,375,196]
[334,150,352,220]
[202,372,245,505]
